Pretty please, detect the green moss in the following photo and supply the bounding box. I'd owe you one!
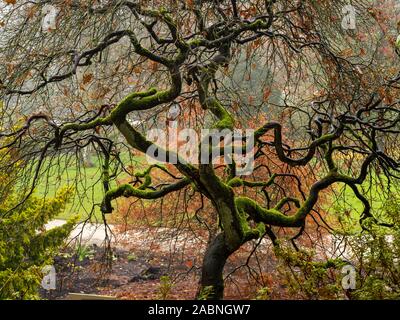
[188,38,204,47]
[60,117,112,136]
[274,197,301,210]
[235,196,302,227]
[208,99,234,130]
[227,177,243,187]
[101,178,190,214]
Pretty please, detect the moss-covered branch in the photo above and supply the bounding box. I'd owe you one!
[254,121,344,167]
[101,177,190,214]
[235,154,377,228]
[227,174,277,188]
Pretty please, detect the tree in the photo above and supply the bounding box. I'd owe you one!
[1,0,400,299]
[0,121,76,299]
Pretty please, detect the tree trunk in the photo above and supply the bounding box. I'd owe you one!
[197,232,234,300]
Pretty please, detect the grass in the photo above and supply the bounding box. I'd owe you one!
[34,152,145,222]
[325,174,399,232]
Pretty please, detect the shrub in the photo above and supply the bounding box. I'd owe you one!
[0,140,77,299]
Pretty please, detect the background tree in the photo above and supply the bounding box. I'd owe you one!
[0,106,76,299]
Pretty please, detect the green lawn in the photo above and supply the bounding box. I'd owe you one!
[34,152,145,222]
[325,175,398,232]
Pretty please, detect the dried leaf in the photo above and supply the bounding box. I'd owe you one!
[82,73,94,85]
[186,0,194,9]
[339,48,354,58]
[185,260,193,268]
[263,88,271,102]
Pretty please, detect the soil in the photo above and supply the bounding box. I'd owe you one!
[39,226,283,300]
[39,245,199,300]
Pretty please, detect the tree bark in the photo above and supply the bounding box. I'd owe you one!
[197,232,234,300]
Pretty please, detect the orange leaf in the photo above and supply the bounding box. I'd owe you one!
[186,0,194,9]
[263,88,271,102]
[248,95,254,105]
[185,260,193,268]
[148,61,159,72]
[82,73,93,85]
[339,48,354,58]
[26,5,39,19]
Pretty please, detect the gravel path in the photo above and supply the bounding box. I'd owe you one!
[45,219,117,246]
